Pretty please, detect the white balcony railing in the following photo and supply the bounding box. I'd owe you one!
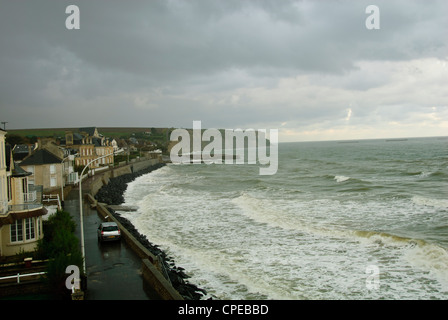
[0,191,41,214]
[23,191,37,203]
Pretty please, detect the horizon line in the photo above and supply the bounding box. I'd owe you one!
[4,126,447,144]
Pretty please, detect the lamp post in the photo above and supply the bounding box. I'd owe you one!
[78,149,123,274]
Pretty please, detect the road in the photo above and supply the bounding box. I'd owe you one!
[63,189,161,300]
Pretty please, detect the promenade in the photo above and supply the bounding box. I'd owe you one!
[65,166,162,300]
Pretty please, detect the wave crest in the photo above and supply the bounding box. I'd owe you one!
[334,175,350,183]
[412,196,448,209]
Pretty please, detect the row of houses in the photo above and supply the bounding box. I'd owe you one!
[0,127,117,258]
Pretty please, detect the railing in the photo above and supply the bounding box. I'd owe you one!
[0,272,46,284]
[8,203,43,212]
[42,194,61,209]
[23,191,37,203]
[2,192,39,213]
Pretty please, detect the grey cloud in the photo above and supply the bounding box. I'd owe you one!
[0,0,447,137]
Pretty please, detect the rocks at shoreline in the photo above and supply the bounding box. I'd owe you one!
[94,163,208,300]
[95,163,165,205]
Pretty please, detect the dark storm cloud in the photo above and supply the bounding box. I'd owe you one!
[0,0,447,140]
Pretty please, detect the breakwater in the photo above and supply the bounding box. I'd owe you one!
[92,162,207,300]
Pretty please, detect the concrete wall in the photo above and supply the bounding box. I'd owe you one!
[142,259,183,300]
[131,159,159,173]
[111,165,132,178]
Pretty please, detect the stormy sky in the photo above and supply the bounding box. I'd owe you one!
[0,0,447,142]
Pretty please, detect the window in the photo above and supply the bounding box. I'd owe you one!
[50,176,57,187]
[11,220,23,242]
[50,164,56,174]
[6,176,12,201]
[11,218,37,242]
[37,217,41,238]
[0,143,4,168]
[22,179,27,194]
[25,218,35,240]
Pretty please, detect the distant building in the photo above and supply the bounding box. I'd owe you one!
[79,127,100,138]
[19,149,63,192]
[62,127,115,169]
[12,143,37,162]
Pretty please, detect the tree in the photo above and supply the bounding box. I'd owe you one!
[5,134,26,146]
[37,209,84,298]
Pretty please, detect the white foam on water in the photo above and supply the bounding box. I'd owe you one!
[412,195,448,209]
[334,175,350,183]
[121,164,448,300]
[403,242,448,286]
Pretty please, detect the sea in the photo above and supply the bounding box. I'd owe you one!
[120,136,448,300]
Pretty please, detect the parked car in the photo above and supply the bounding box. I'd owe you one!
[97,222,121,242]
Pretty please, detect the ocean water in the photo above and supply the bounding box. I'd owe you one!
[121,137,448,299]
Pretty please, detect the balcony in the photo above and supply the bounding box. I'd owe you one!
[8,204,44,213]
[6,191,44,214]
[0,190,47,229]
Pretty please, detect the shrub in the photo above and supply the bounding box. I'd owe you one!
[37,209,84,298]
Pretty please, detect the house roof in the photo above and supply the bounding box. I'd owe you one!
[11,162,32,177]
[20,149,62,166]
[92,137,103,147]
[12,144,36,161]
[5,145,32,177]
[13,144,34,153]
[79,127,98,137]
[73,132,83,140]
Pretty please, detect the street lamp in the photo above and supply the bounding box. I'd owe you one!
[78,148,123,274]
